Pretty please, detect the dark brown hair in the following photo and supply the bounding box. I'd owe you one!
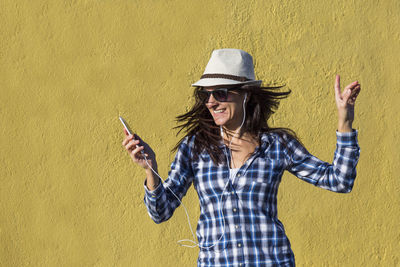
[171,84,303,165]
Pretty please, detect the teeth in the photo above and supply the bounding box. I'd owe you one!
[214,109,225,113]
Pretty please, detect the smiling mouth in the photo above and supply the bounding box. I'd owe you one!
[213,109,226,114]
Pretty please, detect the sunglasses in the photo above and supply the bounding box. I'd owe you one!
[197,87,240,102]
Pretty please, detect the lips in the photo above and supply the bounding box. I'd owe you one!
[212,109,227,123]
[213,109,226,114]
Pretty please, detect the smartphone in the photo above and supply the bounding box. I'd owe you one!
[119,116,145,155]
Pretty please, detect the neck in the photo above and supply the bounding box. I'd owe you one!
[222,125,241,136]
[221,126,255,144]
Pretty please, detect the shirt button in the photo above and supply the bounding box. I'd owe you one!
[235,225,239,229]
[237,173,241,177]
[233,208,237,212]
[238,243,242,247]
[231,191,234,195]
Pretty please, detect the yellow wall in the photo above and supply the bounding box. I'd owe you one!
[1,1,399,266]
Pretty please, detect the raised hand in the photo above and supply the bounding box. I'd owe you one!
[334,74,361,132]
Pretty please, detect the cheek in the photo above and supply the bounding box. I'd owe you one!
[230,102,241,112]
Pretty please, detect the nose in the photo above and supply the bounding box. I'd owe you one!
[208,93,216,103]
[205,93,218,107]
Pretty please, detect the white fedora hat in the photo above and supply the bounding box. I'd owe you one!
[191,48,262,87]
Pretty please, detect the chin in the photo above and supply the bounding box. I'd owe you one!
[213,119,227,126]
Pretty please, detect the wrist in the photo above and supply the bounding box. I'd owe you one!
[146,178,160,190]
[338,121,353,132]
[145,169,160,188]
[146,180,159,189]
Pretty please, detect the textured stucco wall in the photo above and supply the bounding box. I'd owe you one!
[1,0,399,266]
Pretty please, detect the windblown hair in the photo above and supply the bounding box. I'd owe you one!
[171,84,304,165]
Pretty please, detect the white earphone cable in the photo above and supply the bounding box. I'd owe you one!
[141,92,247,251]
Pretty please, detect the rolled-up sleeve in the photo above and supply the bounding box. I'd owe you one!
[143,136,194,223]
[283,129,361,193]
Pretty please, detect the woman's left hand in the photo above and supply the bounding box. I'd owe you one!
[334,74,361,132]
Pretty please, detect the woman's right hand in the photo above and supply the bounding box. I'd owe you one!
[122,128,157,171]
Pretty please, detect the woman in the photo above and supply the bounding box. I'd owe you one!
[122,49,361,266]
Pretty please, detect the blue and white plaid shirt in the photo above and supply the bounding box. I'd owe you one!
[143,130,360,266]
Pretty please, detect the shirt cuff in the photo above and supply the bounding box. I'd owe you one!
[144,178,164,201]
[335,129,359,147]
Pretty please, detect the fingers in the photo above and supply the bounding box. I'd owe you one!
[124,137,144,156]
[334,75,341,100]
[343,82,360,102]
[335,75,361,103]
[126,139,140,151]
[343,85,361,105]
[131,145,146,160]
[122,135,146,155]
[122,133,138,149]
[121,130,151,170]
[122,128,139,144]
[122,127,143,142]
[122,133,133,146]
[349,84,361,103]
[122,130,147,155]
[344,81,359,92]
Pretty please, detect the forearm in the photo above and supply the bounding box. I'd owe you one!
[318,130,360,192]
[285,129,360,193]
[143,170,170,224]
[142,136,194,223]
[145,168,160,191]
[142,168,178,224]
